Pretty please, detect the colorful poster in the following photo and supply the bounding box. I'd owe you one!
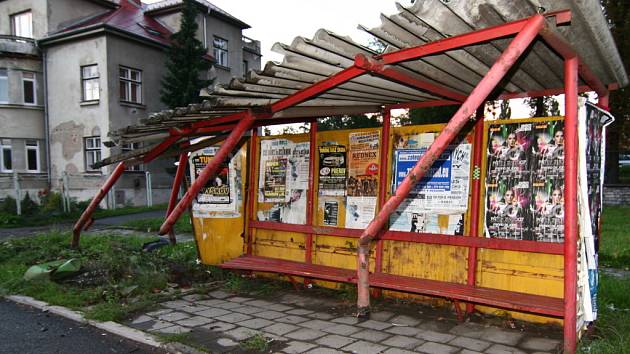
[322,200,339,226]
[531,178,564,242]
[263,158,287,200]
[190,146,240,217]
[347,131,379,197]
[486,123,533,182]
[318,144,347,196]
[192,154,230,204]
[259,139,292,202]
[345,196,377,229]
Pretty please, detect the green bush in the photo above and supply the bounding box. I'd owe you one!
[1,196,17,214]
[20,192,39,215]
[0,212,19,226]
[40,191,63,213]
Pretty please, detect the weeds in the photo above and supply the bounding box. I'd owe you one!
[240,333,270,352]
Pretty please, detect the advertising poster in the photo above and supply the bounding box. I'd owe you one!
[288,142,310,191]
[345,196,377,229]
[390,212,464,235]
[531,120,565,181]
[256,188,307,224]
[259,139,292,202]
[322,199,339,226]
[347,131,379,197]
[263,158,287,201]
[486,123,533,183]
[190,146,240,217]
[531,178,564,242]
[318,144,347,196]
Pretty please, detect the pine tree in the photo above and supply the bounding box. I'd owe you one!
[160,0,211,108]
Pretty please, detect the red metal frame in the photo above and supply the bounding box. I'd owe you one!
[246,128,258,255]
[165,151,189,244]
[374,109,391,290]
[305,120,317,264]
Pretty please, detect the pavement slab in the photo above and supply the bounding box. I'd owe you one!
[415,341,459,354]
[281,341,318,353]
[350,328,392,342]
[263,322,302,336]
[315,334,356,349]
[519,337,562,351]
[342,340,387,354]
[285,328,328,341]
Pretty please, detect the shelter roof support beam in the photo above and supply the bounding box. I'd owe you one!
[355,13,546,315]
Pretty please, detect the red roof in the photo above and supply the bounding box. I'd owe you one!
[58,0,172,47]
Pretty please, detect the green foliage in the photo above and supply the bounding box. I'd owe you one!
[40,191,63,213]
[122,214,193,234]
[400,105,459,125]
[240,333,270,352]
[160,0,212,108]
[317,114,381,131]
[1,196,17,214]
[599,206,630,269]
[20,192,38,216]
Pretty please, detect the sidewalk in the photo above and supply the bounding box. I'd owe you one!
[127,288,563,354]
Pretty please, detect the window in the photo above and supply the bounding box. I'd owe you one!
[0,69,7,104]
[81,65,99,101]
[242,60,248,75]
[11,11,33,38]
[25,140,39,172]
[122,143,143,171]
[84,136,101,171]
[213,37,228,67]
[22,71,35,105]
[119,67,142,104]
[1,139,12,172]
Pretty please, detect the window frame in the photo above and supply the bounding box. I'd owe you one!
[213,36,229,67]
[1,139,13,173]
[11,10,33,39]
[81,64,100,102]
[0,69,8,104]
[21,71,36,105]
[84,136,102,172]
[25,140,40,173]
[122,142,143,172]
[119,66,142,105]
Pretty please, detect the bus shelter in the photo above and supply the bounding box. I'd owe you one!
[73,1,626,352]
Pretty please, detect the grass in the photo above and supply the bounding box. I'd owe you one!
[620,165,630,184]
[0,232,217,322]
[599,206,630,269]
[240,333,270,351]
[121,211,194,234]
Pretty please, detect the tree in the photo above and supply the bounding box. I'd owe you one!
[602,0,630,183]
[160,0,211,108]
[318,114,381,131]
[399,105,459,126]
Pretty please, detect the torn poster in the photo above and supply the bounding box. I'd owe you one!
[190,146,240,217]
[345,196,377,229]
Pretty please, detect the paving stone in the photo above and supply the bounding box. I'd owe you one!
[282,341,317,354]
[146,309,172,317]
[161,300,190,309]
[209,290,232,299]
[202,321,236,332]
[179,305,210,314]
[152,325,191,334]
[255,310,286,320]
[308,312,336,320]
[228,296,253,303]
[350,329,392,342]
[300,319,334,330]
[388,315,420,326]
[382,335,423,350]
[307,348,345,354]
[286,309,315,316]
[223,326,260,341]
[459,350,483,354]
[448,336,492,352]
[197,299,227,307]
[285,328,327,341]
[321,323,360,336]
[131,315,152,324]
[482,327,524,346]
[263,322,301,336]
[370,311,396,322]
[277,315,310,324]
[417,320,455,333]
[385,326,421,337]
[382,348,417,354]
[196,308,232,318]
[331,316,360,325]
[357,319,392,331]
[448,322,487,339]
[237,318,275,329]
[157,311,190,322]
[415,341,459,354]
[246,299,274,308]
[519,337,562,351]
[415,329,456,343]
[213,301,244,310]
[231,305,266,315]
[315,334,356,349]
[342,340,387,354]
[217,337,239,347]
[176,316,214,327]
[148,320,174,331]
[485,344,527,354]
[214,312,253,323]
[182,294,206,302]
[267,303,294,312]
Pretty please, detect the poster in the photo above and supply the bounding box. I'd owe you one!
[259,139,292,202]
[390,212,464,235]
[256,188,307,224]
[345,196,377,229]
[190,146,241,218]
[347,131,379,197]
[318,144,347,196]
[322,200,339,226]
[288,142,310,191]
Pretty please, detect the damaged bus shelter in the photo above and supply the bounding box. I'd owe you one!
[72,1,626,352]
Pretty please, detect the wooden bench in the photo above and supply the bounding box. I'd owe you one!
[220,255,564,318]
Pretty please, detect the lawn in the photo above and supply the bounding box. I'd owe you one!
[598,205,630,269]
[121,211,194,234]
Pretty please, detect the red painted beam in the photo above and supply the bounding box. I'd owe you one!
[246,128,258,255]
[165,151,189,245]
[71,162,126,247]
[375,109,391,280]
[355,14,546,313]
[563,56,579,354]
[305,120,317,264]
[143,136,180,163]
[159,113,256,235]
[385,100,460,111]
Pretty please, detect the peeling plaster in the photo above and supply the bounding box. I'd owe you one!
[51,121,85,160]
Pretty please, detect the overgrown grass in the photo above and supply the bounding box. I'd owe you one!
[578,275,630,353]
[121,211,193,234]
[599,206,630,269]
[0,232,216,321]
[240,333,270,352]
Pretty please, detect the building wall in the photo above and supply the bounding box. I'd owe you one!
[0,0,48,38]
[205,14,245,83]
[46,0,112,34]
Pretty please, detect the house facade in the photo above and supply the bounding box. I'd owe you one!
[0,0,261,207]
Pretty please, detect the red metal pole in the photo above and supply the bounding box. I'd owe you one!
[563,56,579,354]
[246,128,258,255]
[466,106,486,314]
[305,120,318,264]
[159,113,256,235]
[165,151,189,245]
[71,162,126,247]
[375,109,391,276]
[355,14,545,315]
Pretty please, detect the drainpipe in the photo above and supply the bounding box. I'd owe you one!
[39,42,52,189]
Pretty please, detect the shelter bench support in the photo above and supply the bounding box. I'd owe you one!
[355,14,545,317]
[165,150,190,245]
